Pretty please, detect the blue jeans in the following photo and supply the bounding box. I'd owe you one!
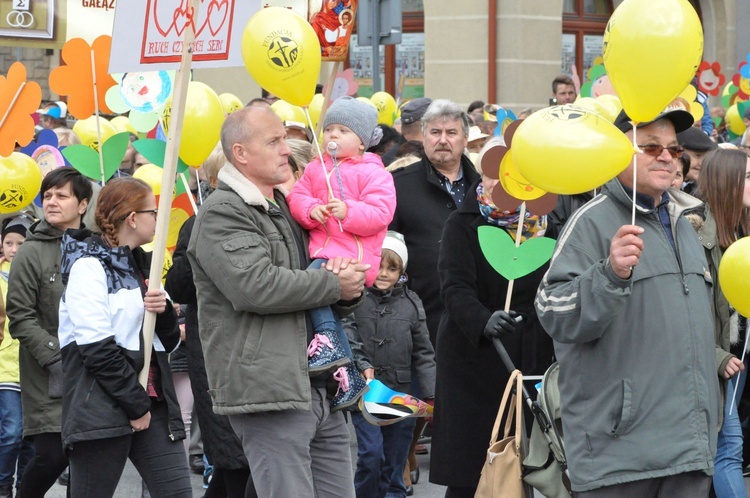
[0,390,34,489]
[308,259,354,360]
[352,411,416,498]
[714,372,748,498]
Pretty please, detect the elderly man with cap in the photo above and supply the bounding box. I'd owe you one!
[536,105,720,496]
[381,98,432,166]
[677,126,718,196]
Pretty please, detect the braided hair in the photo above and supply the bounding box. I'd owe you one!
[95,178,152,247]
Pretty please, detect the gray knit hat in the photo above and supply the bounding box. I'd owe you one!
[322,96,383,150]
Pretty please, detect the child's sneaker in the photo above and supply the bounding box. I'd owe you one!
[330,363,369,411]
[308,330,350,376]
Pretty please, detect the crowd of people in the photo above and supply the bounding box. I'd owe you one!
[0,76,749,498]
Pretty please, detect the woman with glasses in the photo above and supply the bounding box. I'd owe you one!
[57,177,192,497]
[691,148,750,498]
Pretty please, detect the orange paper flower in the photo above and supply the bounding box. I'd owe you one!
[49,35,116,119]
[0,62,42,157]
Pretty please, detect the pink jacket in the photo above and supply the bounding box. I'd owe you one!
[287,152,396,286]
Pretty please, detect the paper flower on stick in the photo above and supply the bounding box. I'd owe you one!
[105,71,175,133]
[49,36,117,119]
[697,61,725,96]
[0,62,42,156]
[322,69,358,104]
[20,129,70,175]
[20,130,71,207]
[731,61,750,102]
[478,120,557,282]
[580,57,616,99]
[62,131,131,182]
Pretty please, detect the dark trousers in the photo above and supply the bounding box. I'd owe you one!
[205,467,256,498]
[17,432,68,498]
[352,412,416,498]
[573,471,711,498]
[68,400,192,498]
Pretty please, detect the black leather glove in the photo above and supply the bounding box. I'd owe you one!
[483,310,520,340]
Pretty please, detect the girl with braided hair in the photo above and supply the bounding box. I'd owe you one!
[57,177,191,497]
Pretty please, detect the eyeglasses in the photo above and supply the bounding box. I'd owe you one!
[637,143,684,159]
[134,209,158,218]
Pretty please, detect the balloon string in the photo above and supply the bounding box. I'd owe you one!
[631,123,637,226]
[91,49,106,186]
[302,106,343,232]
[0,82,25,131]
[729,342,748,415]
[195,168,203,205]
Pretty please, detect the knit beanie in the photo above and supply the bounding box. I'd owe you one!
[323,96,383,150]
[382,230,408,270]
[1,214,32,243]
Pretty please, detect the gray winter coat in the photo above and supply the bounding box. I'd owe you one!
[535,179,720,492]
[349,286,435,397]
[188,162,359,415]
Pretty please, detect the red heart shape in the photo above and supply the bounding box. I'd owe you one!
[206,0,229,37]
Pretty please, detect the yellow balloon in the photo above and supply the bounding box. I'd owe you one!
[595,94,623,122]
[371,92,397,126]
[72,116,117,152]
[573,97,607,118]
[241,7,321,107]
[718,237,750,317]
[308,93,325,130]
[270,100,306,124]
[726,105,746,136]
[170,81,224,167]
[603,0,703,122]
[133,163,164,196]
[499,151,546,201]
[110,116,137,135]
[140,241,173,285]
[356,97,377,109]
[0,153,43,214]
[512,106,634,195]
[219,93,243,114]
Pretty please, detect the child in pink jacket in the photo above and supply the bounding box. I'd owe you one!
[288,96,396,409]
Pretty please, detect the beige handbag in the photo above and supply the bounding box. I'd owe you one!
[475,369,526,498]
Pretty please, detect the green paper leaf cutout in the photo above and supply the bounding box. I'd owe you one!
[478,225,555,281]
[62,131,131,182]
[133,138,189,173]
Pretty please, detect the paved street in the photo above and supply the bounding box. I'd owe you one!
[45,422,447,497]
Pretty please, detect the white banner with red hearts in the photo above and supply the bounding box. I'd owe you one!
[109,0,260,72]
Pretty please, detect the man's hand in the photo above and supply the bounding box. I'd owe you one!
[328,198,348,220]
[725,357,745,379]
[311,205,330,224]
[335,262,370,301]
[609,225,645,279]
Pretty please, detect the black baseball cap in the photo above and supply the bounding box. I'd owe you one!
[613,108,694,134]
[401,98,432,124]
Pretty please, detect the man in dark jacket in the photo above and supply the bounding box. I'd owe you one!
[187,106,368,498]
[390,99,480,344]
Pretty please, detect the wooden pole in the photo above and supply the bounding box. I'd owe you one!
[315,61,341,138]
[503,202,527,313]
[139,0,199,388]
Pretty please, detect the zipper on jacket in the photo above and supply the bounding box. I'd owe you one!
[169,433,174,441]
[654,209,689,295]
